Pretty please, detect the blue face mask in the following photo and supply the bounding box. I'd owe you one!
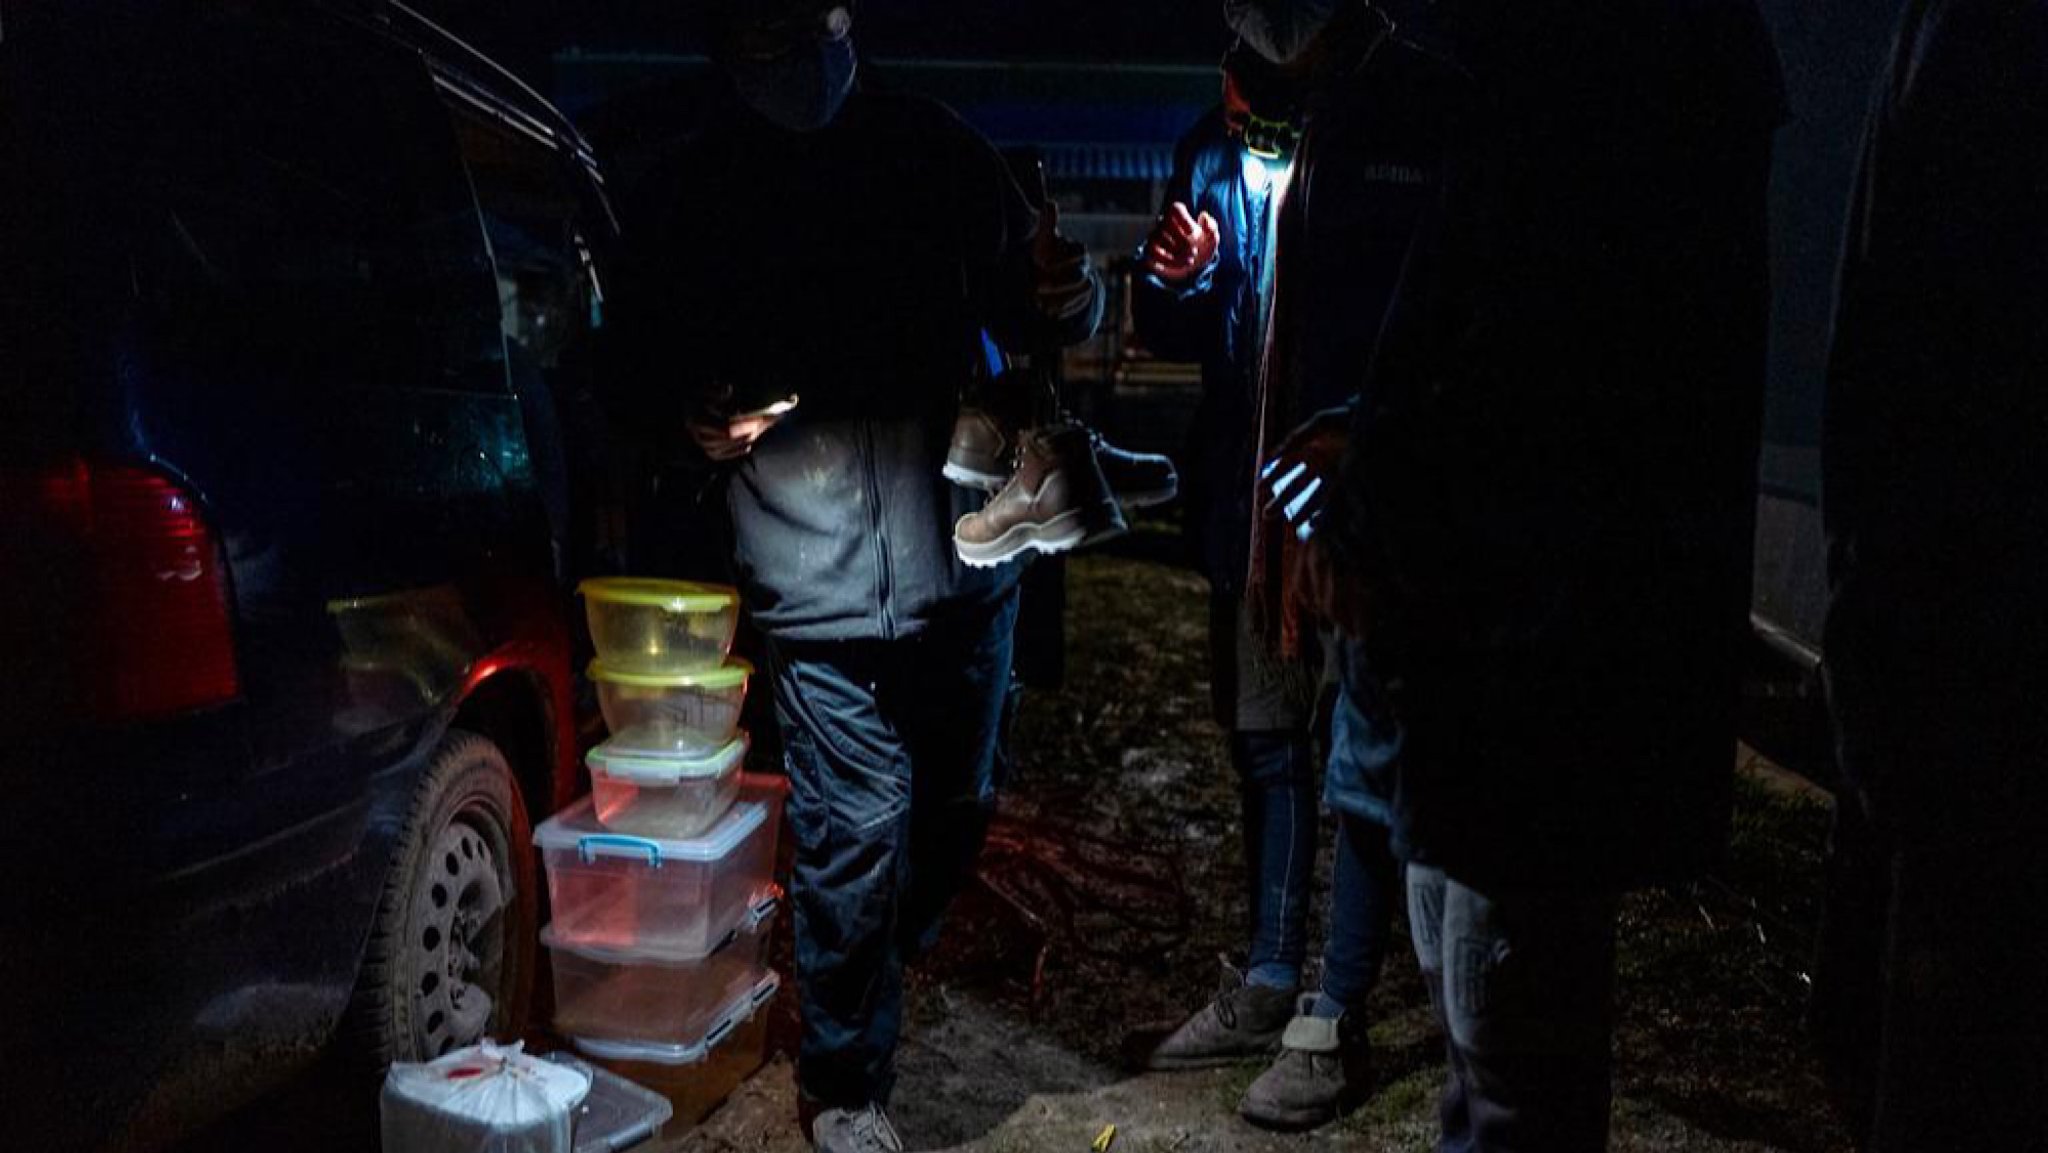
[730,34,857,132]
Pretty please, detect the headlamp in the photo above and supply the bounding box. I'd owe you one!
[1240,111,1300,161]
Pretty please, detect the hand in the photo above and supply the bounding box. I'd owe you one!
[1259,406,1351,538]
[1031,200,1095,321]
[685,383,787,462]
[1142,201,1221,286]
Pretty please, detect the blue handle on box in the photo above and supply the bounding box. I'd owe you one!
[577,833,663,868]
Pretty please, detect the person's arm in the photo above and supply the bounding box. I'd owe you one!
[948,115,1104,352]
[1304,76,1476,634]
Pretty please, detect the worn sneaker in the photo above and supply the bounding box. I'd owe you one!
[1091,432,1179,509]
[810,1104,905,1153]
[954,422,1126,568]
[1144,957,1299,1071]
[1240,996,1374,1130]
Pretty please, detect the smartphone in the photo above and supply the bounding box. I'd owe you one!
[730,394,800,422]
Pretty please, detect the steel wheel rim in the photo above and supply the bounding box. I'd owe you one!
[408,810,509,1058]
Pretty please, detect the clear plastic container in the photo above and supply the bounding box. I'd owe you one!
[544,890,778,1047]
[577,578,739,676]
[536,1052,676,1153]
[535,776,785,957]
[570,974,780,1129]
[590,658,750,758]
[588,733,748,840]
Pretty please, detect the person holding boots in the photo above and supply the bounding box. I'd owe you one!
[621,3,1103,1148]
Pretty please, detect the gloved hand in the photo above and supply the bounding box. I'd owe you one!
[1259,405,1350,538]
[1262,405,1370,635]
[1141,201,1222,287]
[1032,200,1096,322]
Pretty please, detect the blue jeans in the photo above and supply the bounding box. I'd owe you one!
[769,591,1019,1109]
[1235,644,1402,1005]
[1407,865,1619,1153]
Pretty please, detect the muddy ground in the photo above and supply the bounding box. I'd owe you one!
[666,531,1853,1153]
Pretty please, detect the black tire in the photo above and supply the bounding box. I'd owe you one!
[344,728,537,1071]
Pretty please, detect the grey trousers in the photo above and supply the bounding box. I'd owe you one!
[1407,865,1620,1153]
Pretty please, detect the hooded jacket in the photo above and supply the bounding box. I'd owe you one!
[1329,0,1786,890]
[624,82,1101,641]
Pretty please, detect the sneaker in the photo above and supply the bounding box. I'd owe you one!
[1091,431,1179,509]
[954,422,1126,568]
[810,1103,905,1153]
[1239,995,1374,1130]
[1143,956,1298,1071]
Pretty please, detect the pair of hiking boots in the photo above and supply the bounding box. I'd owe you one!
[1146,958,1376,1130]
[947,394,1179,568]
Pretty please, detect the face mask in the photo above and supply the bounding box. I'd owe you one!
[1222,0,1337,65]
[730,33,857,132]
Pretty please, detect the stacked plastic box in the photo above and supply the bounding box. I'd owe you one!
[539,579,782,1100]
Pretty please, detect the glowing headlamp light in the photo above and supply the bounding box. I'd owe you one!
[1241,111,1300,161]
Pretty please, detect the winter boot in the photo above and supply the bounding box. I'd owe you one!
[1240,995,1375,1130]
[810,1104,905,1153]
[1144,956,1298,1071]
[954,422,1125,567]
[945,369,1050,491]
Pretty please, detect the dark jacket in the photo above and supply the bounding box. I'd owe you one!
[626,83,1100,642]
[1823,0,2048,842]
[1137,17,1463,600]
[1131,109,1271,592]
[1331,0,1785,890]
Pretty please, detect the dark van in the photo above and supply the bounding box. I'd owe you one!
[0,1,615,1146]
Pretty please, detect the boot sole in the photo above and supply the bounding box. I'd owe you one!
[1143,1044,1281,1073]
[1239,1085,1371,1132]
[943,459,1010,492]
[955,506,1124,569]
[1112,481,1178,510]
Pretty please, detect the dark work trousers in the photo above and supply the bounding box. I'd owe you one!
[768,590,1020,1110]
[1407,865,1620,1153]
[1816,807,2048,1153]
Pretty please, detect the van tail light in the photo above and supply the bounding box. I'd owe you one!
[33,460,242,721]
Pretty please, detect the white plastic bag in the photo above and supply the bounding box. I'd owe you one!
[382,1040,592,1153]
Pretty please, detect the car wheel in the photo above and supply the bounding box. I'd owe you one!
[345,728,536,1069]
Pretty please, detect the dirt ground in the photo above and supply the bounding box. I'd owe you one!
[666,533,1854,1153]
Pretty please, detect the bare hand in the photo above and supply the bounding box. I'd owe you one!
[686,383,787,462]
[1142,202,1221,286]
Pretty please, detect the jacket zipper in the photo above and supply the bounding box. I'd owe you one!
[860,418,896,639]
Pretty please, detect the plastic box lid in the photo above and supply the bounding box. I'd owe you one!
[587,656,751,690]
[576,577,737,613]
[572,972,781,1067]
[534,787,772,865]
[540,889,780,967]
[537,1051,675,1153]
[587,732,749,784]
